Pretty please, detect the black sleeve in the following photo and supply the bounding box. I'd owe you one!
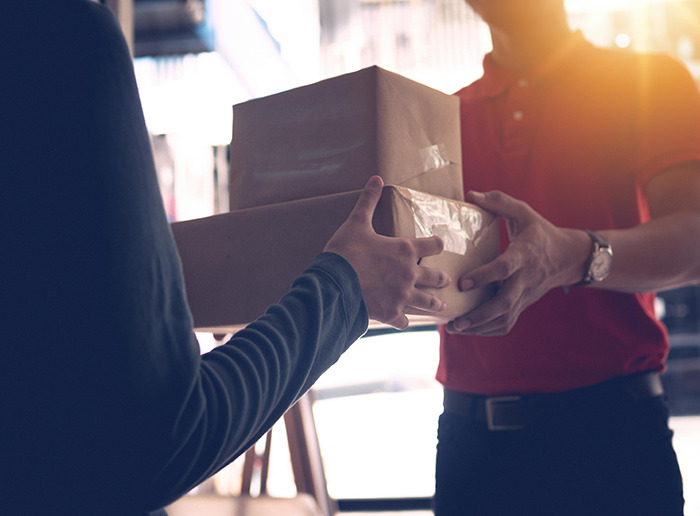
[149,253,368,508]
[0,1,368,514]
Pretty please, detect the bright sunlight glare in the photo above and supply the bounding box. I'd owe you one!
[615,33,632,48]
[566,0,655,12]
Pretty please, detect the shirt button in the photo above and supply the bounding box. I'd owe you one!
[512,110,524,121]
[517,78,529,88]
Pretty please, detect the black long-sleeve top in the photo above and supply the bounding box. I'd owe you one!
[0,2,368,514]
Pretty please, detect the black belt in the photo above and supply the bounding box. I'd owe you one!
[443,372,664,431]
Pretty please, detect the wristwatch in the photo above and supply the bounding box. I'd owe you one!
[574,230,613,286]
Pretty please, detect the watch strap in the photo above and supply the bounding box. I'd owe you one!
[573,230,610,287]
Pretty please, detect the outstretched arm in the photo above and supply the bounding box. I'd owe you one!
[147,177,449,507]
[445,162,700,336]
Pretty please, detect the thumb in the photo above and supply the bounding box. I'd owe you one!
[467,190,524,220]
[347,175,383,227]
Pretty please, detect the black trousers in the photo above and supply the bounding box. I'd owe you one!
[434,393,684,516]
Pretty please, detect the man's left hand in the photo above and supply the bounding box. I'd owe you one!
[446,190,590,336]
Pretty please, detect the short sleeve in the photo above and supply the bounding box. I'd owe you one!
[634,54,700,186]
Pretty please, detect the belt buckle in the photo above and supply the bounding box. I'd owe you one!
[485,396,524,431]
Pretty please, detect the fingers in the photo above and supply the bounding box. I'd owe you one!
[407,289,447,313]
[347,175,384,226]
[396,262,450,320]
[446,312,513,336]
[457,253,518,292]
[366,258,449,328]
[383,289,446,330]
[446,283,522,336]
[447,300,487,334]
[467,190,528,220]
[385,314,410,331]
[415,264,451,289]
[413,234,444,259]
[445,318,464,334]
[446,307,495,335]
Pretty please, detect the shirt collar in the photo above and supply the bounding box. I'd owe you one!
[478,31,591,98]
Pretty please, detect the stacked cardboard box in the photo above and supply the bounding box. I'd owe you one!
[228,66,464,209]
[171,66,499,333]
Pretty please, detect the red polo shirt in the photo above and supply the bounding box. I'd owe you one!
[437,32,700,395]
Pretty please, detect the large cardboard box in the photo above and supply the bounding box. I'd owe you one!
[229,66,463,210]
[172,186,499,334]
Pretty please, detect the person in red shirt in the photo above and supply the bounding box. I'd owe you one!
[434,1,700,514]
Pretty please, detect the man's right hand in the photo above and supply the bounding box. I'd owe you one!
[324,176,450,329]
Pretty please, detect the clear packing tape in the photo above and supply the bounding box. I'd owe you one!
[391,143,461,197]
[395,186,495,256]
[382,184,500,322]
[419,143,452,175]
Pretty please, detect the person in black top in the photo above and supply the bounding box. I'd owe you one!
[0,1,449,514]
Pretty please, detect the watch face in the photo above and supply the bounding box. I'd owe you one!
[590,249,613,281]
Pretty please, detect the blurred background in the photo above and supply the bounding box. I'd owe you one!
[102,0,700,513]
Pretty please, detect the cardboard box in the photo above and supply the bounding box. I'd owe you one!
[172,186,499,334]
[229,66,463,210]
